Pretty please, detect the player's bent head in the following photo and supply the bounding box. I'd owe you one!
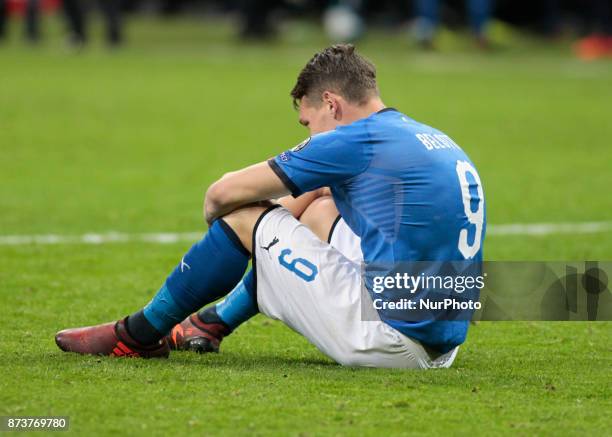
[291,44,379,134]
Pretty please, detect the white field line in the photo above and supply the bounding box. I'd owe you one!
[0,221,611,246]
[0,231,204,246]
[488,221,612,236]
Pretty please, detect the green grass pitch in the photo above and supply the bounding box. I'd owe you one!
[1,17,611,435]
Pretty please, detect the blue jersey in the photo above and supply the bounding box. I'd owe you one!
[269,108,486,353]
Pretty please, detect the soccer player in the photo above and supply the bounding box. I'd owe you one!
[55,44,485,368]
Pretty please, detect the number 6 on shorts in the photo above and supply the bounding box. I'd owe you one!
[278,248,319,282]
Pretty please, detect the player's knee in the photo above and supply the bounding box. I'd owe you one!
[221,204,271,253]
[300,196,338,240]
[307,195,336,214]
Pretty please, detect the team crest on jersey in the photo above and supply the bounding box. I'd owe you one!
[291,137,311,152]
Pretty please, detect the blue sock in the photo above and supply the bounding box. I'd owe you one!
[142,284,186,337]
[211,270,258,330]
[131,219,250,341]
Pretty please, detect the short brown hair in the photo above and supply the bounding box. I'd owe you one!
[290,44,378,109]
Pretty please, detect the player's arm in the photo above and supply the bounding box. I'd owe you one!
[206,130,361,224]
[204,161,288,225]
[277,187,331,218]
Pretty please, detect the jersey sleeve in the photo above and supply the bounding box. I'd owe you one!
[268,130,370,197]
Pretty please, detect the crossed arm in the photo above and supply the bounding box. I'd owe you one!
[204,161,328,225]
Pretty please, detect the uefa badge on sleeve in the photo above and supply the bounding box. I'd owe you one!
[291,137,311,152]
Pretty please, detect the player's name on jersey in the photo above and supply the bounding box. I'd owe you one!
[415,133,461,151]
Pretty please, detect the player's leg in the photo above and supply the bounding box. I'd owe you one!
[297,195,339,242]
[55,204,270,358]
[467,0,492,48]
[163,200,456,368]
[166,270,257,353]
[167,196,341,353]
[414,0,440,48]
[253,207,439,368]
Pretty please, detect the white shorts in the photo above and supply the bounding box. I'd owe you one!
[253,206,458,369]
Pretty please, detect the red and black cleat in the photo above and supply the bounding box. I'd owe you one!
[55,317,169,358]
[166,314,230,353]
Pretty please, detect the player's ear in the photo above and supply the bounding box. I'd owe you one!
[332,100,342,120]
[322,91,335,112]
[322,91,341,120]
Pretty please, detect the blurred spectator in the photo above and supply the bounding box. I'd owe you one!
[541,0,561,36]
[574,0,612,60]
[323,0,364,42]
[239,0,279,39]
[159,0,184,16]
[62,0,123,47]
[413,0,494,49]
[0,0,40,42]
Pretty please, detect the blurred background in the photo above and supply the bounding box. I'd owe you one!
[0,0,611,59]
[1,0,611,250]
